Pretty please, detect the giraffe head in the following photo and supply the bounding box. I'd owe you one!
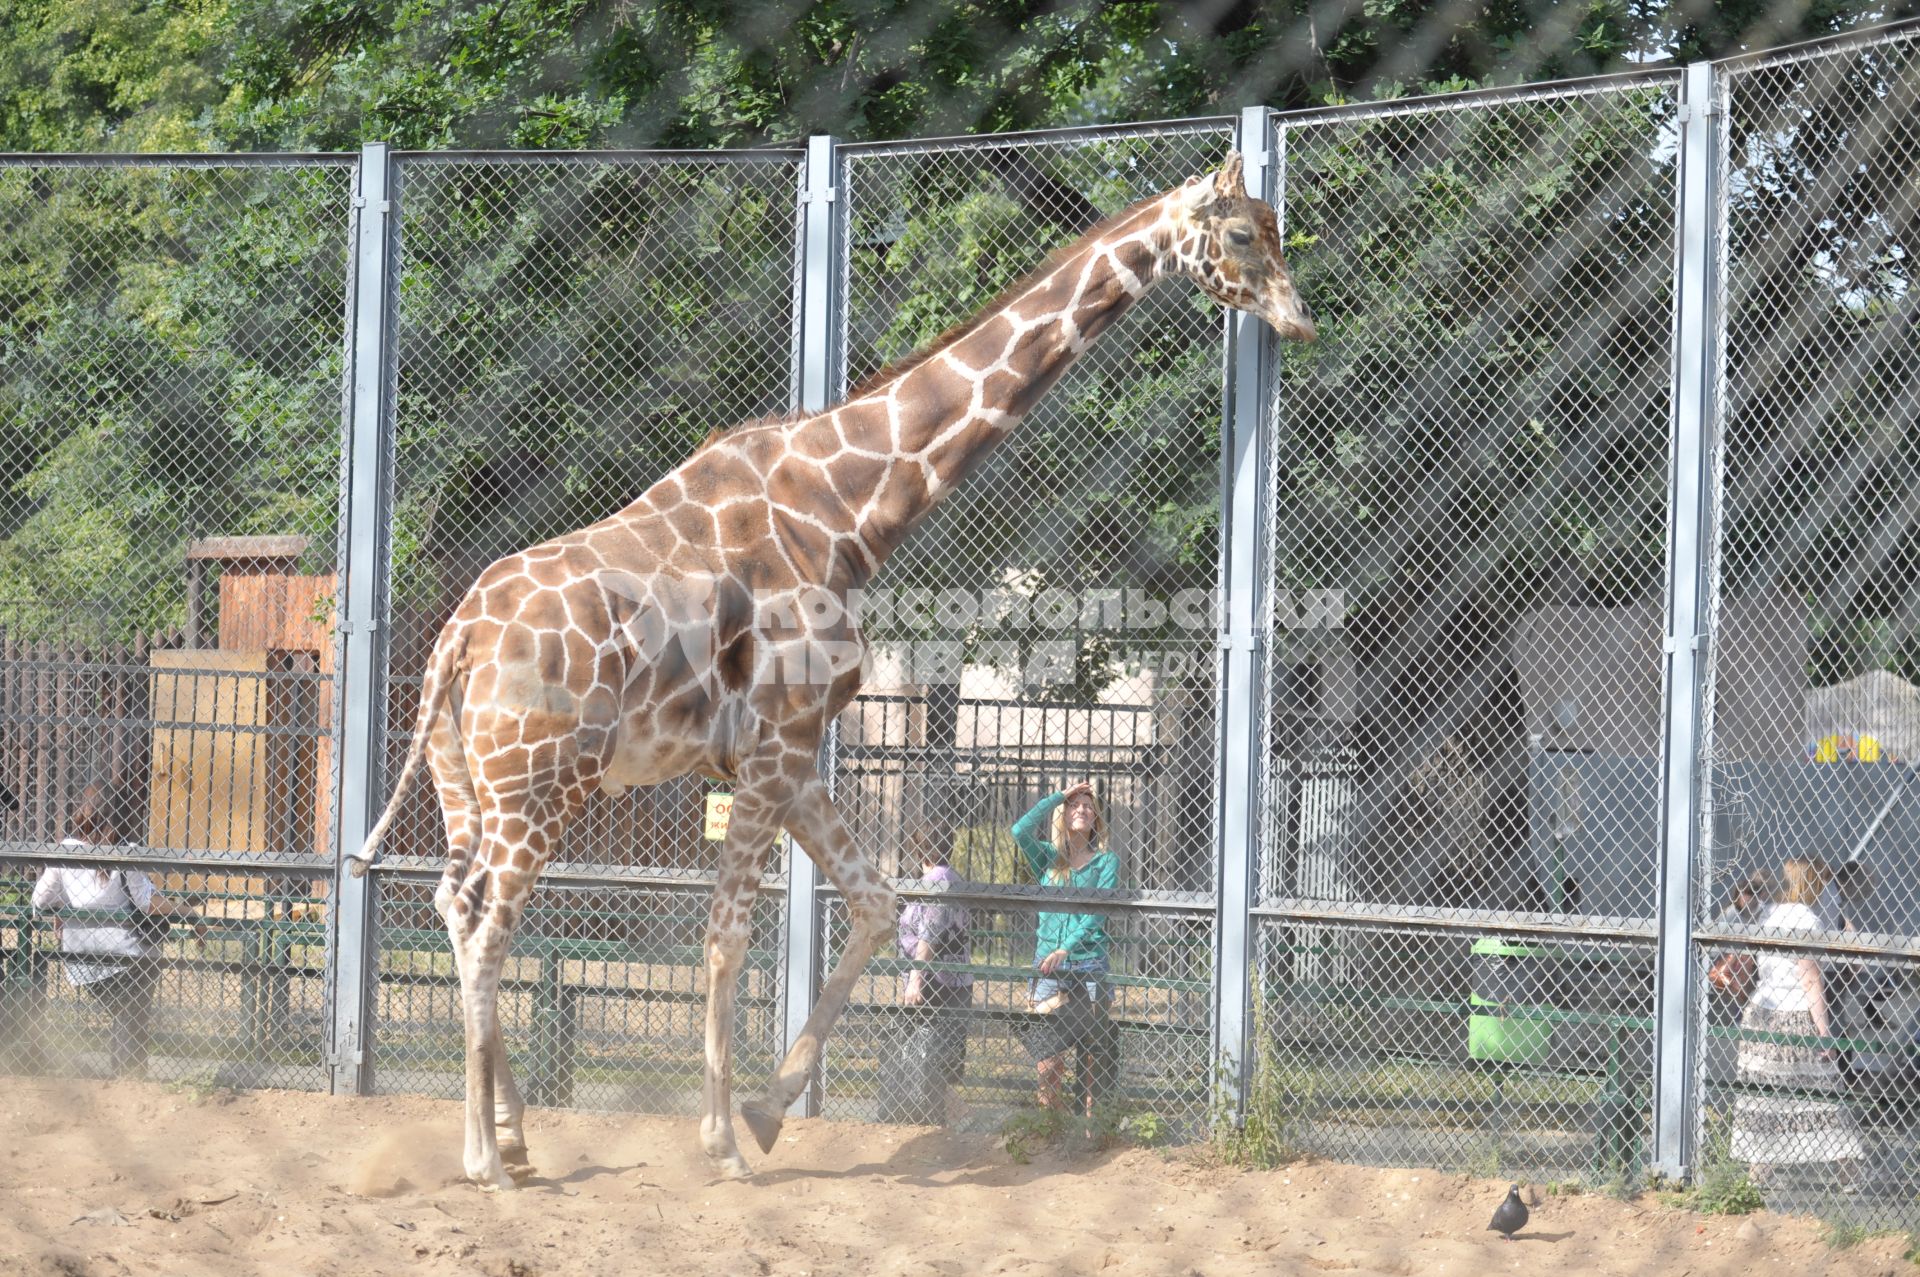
[1164,153,1316,343]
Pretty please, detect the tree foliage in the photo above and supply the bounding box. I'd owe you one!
[0,0,1911,912]
[0,0,1908,671]
[0,0,1894,154]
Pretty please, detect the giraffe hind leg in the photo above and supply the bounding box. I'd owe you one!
[492,1016,531,1175]
[442,848,532,1190]
[426,716,537,1180]
[428,700,482,923]
[454,908,515,1191]
[442,903,531,1178]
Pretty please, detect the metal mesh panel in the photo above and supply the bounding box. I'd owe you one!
[833,124,1233,901]
[1698,940,1919,1229]
[816,892,1214,1130]
[1264,79,1683,928]
[0,158,353,861]
[1697,26,1920,1232]
[1706,31,1920,937]
[1255,917,1655,1182]
[380,153,803,877]
[371,874,786,1110]
[0,157,353,1091]
[822,124,1234,1131]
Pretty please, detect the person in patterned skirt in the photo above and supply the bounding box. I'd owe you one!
[1730,857,1865,1189]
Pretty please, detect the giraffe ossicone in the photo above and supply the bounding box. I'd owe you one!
[346,149,1313,1188]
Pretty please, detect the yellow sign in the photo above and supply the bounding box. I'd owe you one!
[704,793,733,841]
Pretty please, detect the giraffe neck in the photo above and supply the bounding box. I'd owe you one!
[824,198,1171,575]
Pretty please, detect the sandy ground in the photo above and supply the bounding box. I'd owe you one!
[0,1078,1910,1277]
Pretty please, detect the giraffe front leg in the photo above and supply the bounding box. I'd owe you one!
[742,778,896,1152]
[701,791,781,1179]
[492,1019,531,1177]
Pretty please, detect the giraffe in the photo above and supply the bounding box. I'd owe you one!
[345,151,1315,1188]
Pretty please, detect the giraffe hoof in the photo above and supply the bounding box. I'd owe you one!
[739,1100,783,1154]
[467,1158,516,1192]
[717,1154,755,1181]
[500,1143,532,1169]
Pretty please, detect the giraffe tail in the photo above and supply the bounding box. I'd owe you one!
[344,624,468,879]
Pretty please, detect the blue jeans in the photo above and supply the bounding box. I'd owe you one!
[1031,956,1110,1007]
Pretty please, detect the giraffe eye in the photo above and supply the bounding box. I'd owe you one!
[1226,226,1254,248]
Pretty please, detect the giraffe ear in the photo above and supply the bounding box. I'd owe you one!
[1214,152,1246,198]
[1176,173,1213,212]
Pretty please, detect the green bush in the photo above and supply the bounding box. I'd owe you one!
[1000,1107,1067,1164]
[1687,1154,1763,1216]
[1820,1220,1876,1251]
[1210,1023,1314,1170]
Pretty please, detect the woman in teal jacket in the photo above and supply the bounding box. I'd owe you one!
[1011,780,1119,1109]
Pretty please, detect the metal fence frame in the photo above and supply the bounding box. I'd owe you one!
[2,20,1918,1220]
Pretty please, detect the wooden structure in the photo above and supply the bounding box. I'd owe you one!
[149,537,336,917]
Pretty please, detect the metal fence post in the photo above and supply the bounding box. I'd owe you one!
[327,142,399,1097]
[780,133,842,1116]
[1213,106,1277,1113]
[1651,61,1720,1180]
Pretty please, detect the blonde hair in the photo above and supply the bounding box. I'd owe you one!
[1779,858,1833,906]
[1046,793,1109,883]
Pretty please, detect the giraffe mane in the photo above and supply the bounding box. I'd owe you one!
[843,192,1164,400]
[689,408,809,455]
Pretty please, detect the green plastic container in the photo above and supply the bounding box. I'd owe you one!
[1467,937,1554,1064]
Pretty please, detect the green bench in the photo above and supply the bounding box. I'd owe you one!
[2,897,1211,1109]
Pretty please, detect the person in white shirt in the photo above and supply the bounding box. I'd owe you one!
[29,784,196,1077]
[1729,857,1865,1189]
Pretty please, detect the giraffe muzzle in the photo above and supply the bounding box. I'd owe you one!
[1259,285,1316,343]
[1270,304,1317,343]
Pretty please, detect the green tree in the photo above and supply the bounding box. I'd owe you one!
[0,0,1911,907]
[0,1,1901,643]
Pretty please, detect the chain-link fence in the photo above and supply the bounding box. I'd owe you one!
[367,151,807,1100]
[0,22,1916,1235]
[0,155,356,1092]
[1256,70,1683,1183]
[822,121,1233,1132]
[1243,24,1920,1232]
[1695,26,1920,1229]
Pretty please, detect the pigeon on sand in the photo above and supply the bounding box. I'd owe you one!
[1488,1183,1529,1241]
